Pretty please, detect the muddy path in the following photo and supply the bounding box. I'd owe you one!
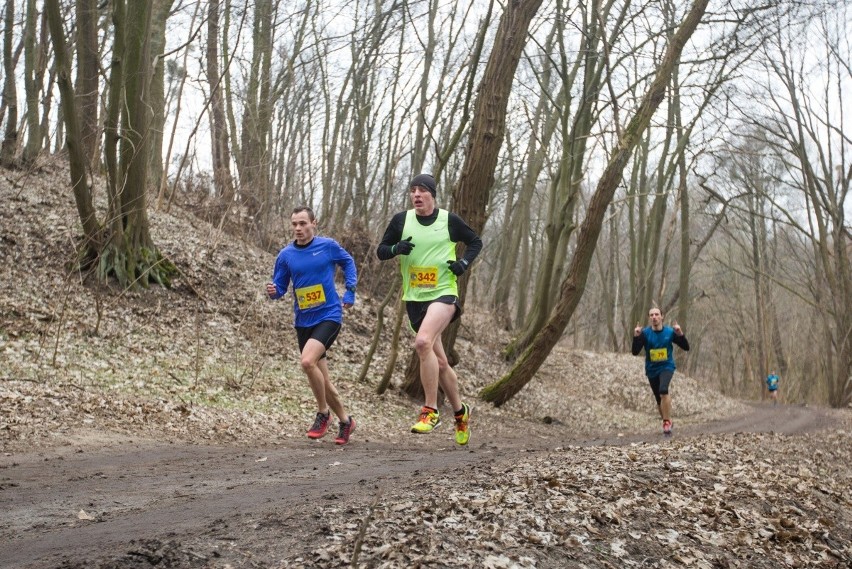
[0,403,842,568]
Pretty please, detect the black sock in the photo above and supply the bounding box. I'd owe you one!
[454,407,465,416]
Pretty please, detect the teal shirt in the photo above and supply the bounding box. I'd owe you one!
[766,374,779,391]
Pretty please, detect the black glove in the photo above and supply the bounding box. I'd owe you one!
[447,259,468,276]
[393,236,414,256]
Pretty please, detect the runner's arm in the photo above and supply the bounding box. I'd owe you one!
[673,334,690,351]
[631,334,645,355]
[448,213,483,265]
[376,212,406,260]
[331,241,358,289]
[268,254,291,299]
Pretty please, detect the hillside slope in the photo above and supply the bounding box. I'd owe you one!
[1,161,850,568]
[1,159,751,450]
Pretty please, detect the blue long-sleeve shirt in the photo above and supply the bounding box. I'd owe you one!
[269,237,357,328]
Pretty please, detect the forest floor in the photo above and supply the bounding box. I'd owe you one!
[1,160,851,568]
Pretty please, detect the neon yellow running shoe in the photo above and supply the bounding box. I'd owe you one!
[454,403,471,445]
[411,407,440,433]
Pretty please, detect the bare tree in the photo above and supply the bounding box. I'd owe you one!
[236,0,275,240]
[398,0,544,399]
[1,0,19,167]
[147,0,176,192]
[504,0,627,360]
[75,0,99,169]
[207,0,234,204]
[44,0,98,251]
[47,0,174,288]
[756,9,851,406]
[22,0,43,164]
[482,0,711,406]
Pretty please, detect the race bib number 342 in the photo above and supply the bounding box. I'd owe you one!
[409,266,438,288]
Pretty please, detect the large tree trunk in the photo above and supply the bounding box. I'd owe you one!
[207,0,234,205]
[481,0,711,406]
[75,0,99,170]
[400,0,545,399]
[146,0,175,192]
[1,0,19,168]
[97,0,174,288]
[22,0,42,165]
[237,0,273,237]
[103,0,125,240]
[45,0,99,255]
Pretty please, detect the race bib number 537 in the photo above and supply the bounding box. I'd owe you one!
[295,284,326,309]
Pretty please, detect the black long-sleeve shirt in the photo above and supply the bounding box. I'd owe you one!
[631,329,690,355]
[376,209,483,264]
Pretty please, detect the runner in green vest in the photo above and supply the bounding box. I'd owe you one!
[377,174,483,445]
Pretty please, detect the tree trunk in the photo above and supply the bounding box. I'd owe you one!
[378,298,407,395]
[400,0,545,398]
[100,0,174,288]
[104,0,125,240]
[22,0,42,164]
[75,0,99,169]
[207,0,234,204]
[119,0,153,263]
[482,0,711,405]
[1,0,19,167]
[237,0,273,236]
[45,0,99,255]
[146,0,175,192]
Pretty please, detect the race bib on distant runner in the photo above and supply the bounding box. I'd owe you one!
[295,284,326,310]
[409,266,438,288]
[649,348,668,362]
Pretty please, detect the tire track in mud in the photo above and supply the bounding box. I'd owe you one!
[0,403,842,568]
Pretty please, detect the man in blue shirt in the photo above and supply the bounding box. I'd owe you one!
[266,206,358,444]
[632,307,690,436]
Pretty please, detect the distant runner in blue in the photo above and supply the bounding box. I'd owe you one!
[266,206,358,445]
[632,306,690,436]
[766,372,780,405]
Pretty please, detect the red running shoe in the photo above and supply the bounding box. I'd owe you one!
[335,417,356,445]
[662,419,673,436]
[307,411,330,439]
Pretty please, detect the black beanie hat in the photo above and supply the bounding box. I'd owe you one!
[409,173,436,197]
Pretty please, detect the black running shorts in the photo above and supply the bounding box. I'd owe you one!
[405,295,461,333]
[295,320,341,358]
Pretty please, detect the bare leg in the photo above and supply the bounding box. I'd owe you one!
[412,302,456,409]
[433,336,462,412]
[301,339,348,421]
[317,358,348,422]
[660,394,672,422]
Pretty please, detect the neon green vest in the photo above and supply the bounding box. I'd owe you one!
[400,209,458,301]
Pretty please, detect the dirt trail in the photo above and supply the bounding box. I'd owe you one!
[0,402,842,569]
